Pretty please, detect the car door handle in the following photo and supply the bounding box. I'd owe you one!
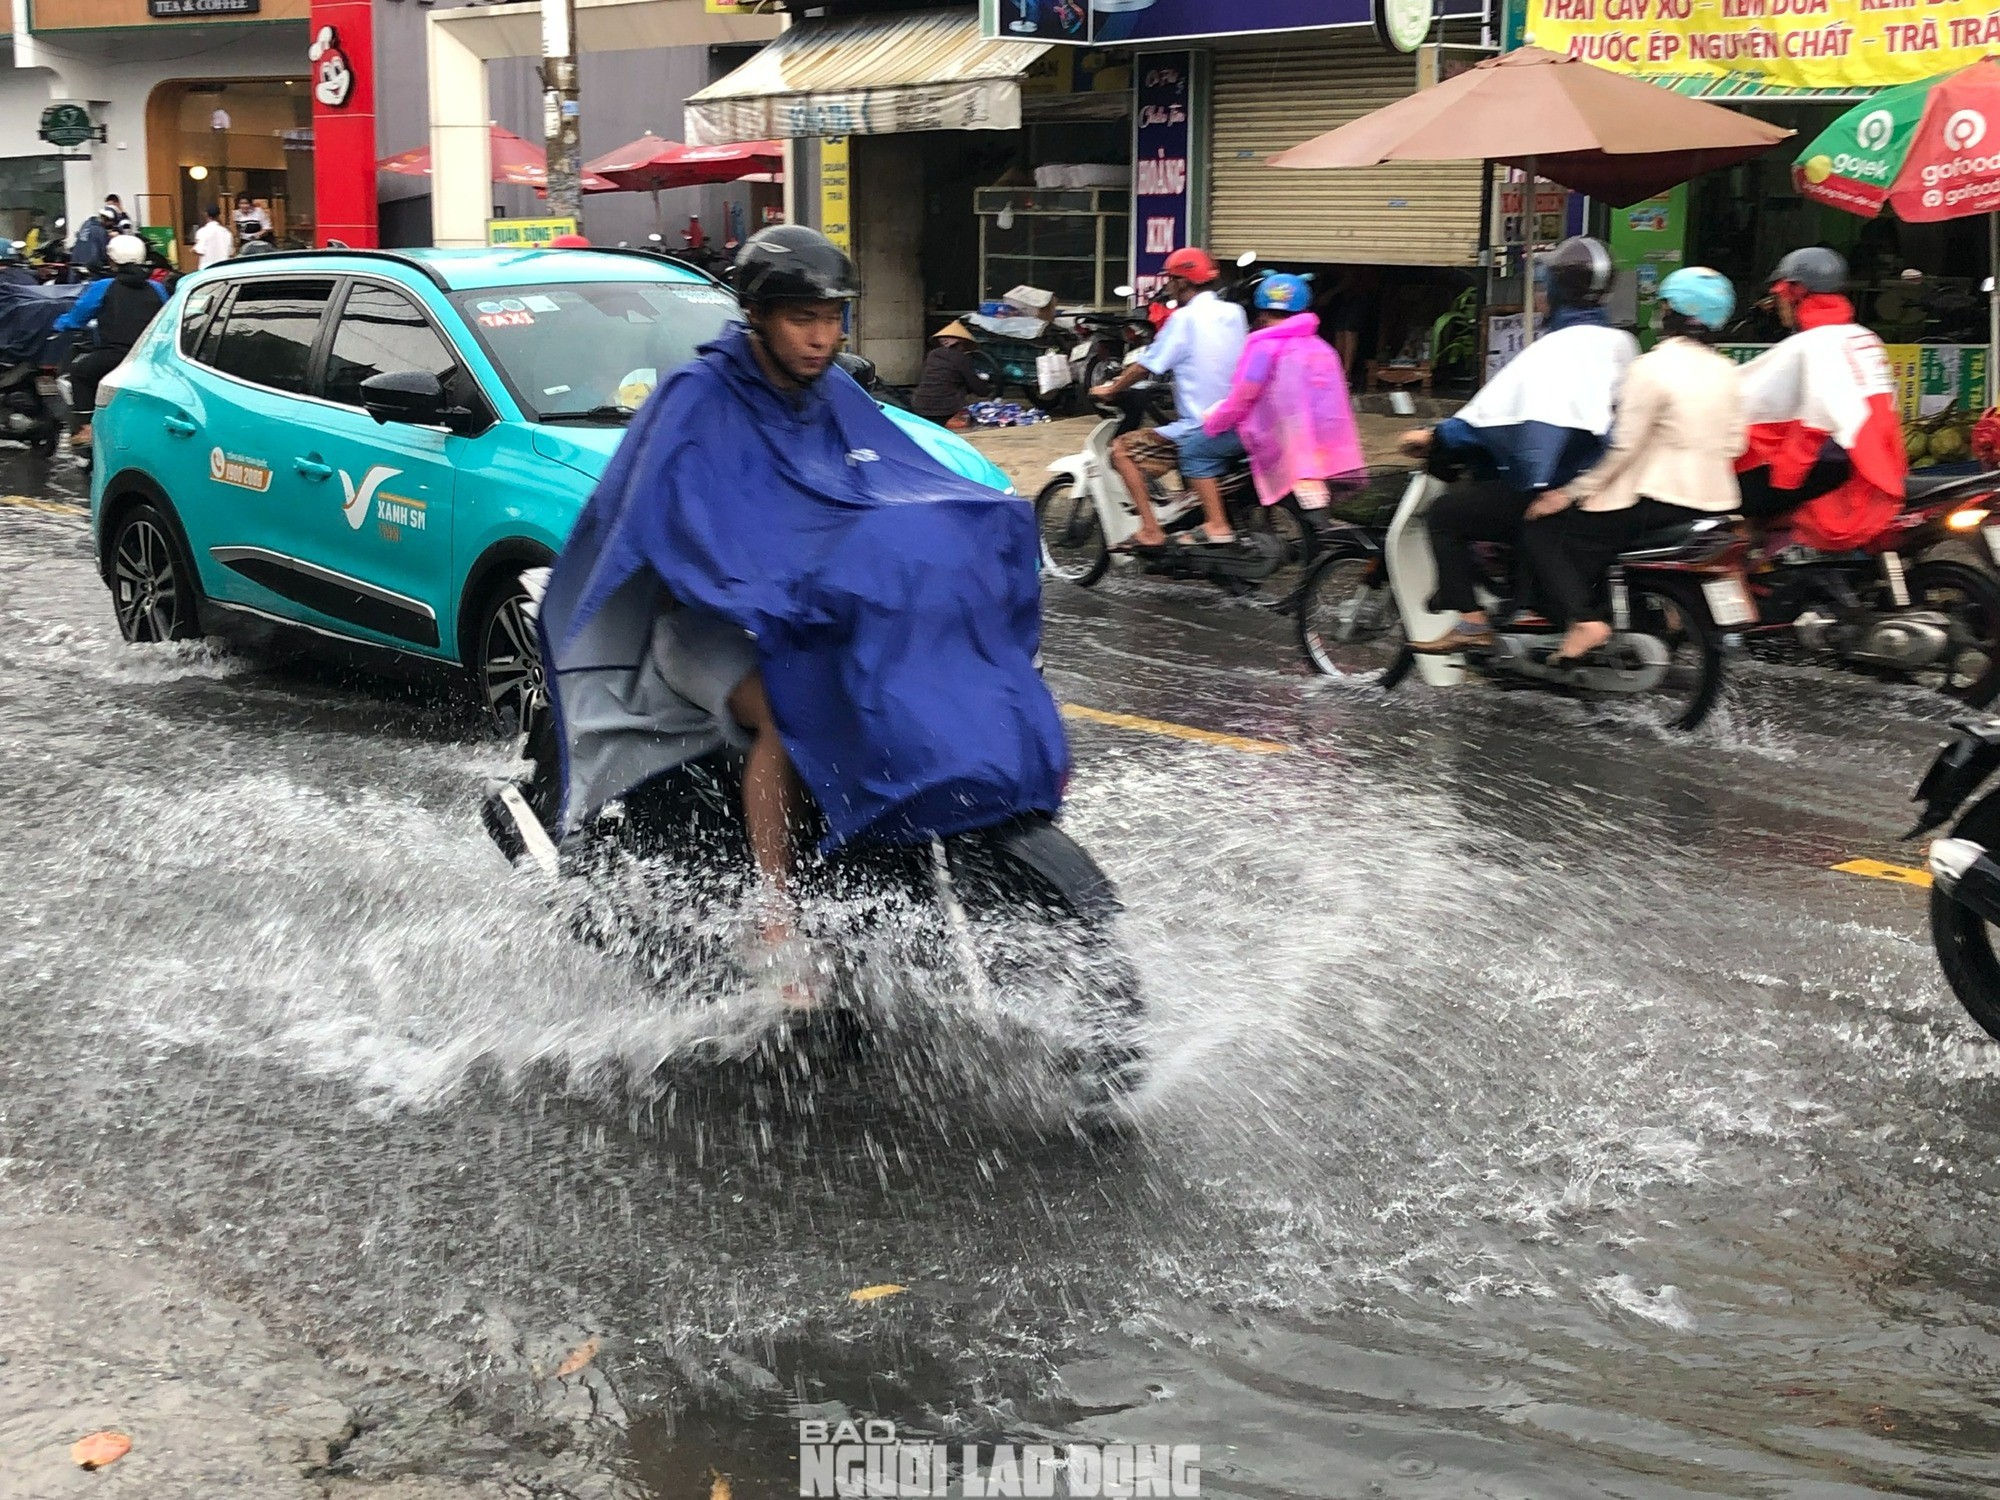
[294,456,333,482]
[163,414,197,438]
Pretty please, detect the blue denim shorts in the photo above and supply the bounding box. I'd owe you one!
[1157,418,1247,480]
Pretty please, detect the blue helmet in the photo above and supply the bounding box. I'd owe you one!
[1254,272,1314,313]
[1658,267,1735,333]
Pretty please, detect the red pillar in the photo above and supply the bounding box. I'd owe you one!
[310,0,378,248]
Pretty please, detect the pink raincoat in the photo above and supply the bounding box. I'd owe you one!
[1203,313,1364,507]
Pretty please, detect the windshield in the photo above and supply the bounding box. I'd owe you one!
[450,280,740,422]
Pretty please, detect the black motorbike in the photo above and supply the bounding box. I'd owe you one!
[1736,472,2000,708]
[1908,717,2000,1041]
[481,701,1146,1133]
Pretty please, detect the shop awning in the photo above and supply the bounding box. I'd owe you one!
[1634,73,1874,103]
[685,9,1050,145]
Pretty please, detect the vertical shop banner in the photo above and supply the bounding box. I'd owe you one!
[1526,0,2000,91]
[820,136,851,253]
[1131,51,1193,304]
[310,0,376,248]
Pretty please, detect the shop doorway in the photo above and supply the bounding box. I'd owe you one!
[146,78,314,268]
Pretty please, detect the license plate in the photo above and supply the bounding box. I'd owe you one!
[1702,576,1756,627]
[34,377,57,397]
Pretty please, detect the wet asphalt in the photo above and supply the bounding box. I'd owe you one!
[5,442,2000,1499]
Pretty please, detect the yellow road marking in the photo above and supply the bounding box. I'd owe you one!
[0,494,84,517]
[1832,857,1933,889]
[1061,702,1291,755]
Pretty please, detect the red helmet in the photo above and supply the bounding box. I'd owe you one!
[1162,247,1219,285]
[549,233,592,248]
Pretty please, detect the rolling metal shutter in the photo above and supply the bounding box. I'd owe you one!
[1211,36,1483,267]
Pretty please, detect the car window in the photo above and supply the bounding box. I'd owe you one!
[323,283,459,408]
[179,283,221,357]
[206,279,334,395]
[448,280,739,422]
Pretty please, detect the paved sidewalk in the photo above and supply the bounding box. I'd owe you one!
[962,412,1420,497]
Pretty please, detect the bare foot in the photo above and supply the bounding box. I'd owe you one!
[757,914,822,1014]
[1558,620,1613,660]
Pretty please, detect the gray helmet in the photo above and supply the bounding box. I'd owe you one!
[1769,247,1847,294]
[1542,236,1614,310]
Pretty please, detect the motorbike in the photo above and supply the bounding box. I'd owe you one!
[0,284,81,459]
[1296,469,1754,730]
[1067,308,1155,395]
[1905,717,2000,1042]
[1733,472,2000,707]
[477,590,1147,1134]
[1034,389,1323,609]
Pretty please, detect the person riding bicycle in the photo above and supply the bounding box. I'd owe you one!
[1200,272,1364,515]
[533,226,1066,1007]
[1088,245,1249,550]
[1518,267,1747,665]
[1735,247,1905,552]
[55,233,167,454]
[1399,236,1639,654]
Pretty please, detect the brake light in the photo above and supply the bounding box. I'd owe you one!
[1949,506,1992,530]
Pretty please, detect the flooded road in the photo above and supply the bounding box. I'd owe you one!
[6,459,2000,1499]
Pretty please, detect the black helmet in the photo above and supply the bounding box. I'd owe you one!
[1542,236,1614,310]
[733,225,859,304]
[1769,246,1847,294]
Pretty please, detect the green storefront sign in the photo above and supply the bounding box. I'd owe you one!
[38,104,101,152]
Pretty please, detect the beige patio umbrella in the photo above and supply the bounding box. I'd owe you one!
[1271,47,1793,344]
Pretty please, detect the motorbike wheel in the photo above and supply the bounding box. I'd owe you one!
[945,824,1146,1135]
[1034,475,1110,587]
[1235,494,1320,612]
[30,422,58,459]
[1085,353,1121,391]
[1296,549,1411,686]
[1907,558,2000,708]
[1931,795,2000,1044]
[1627,578,1726,731]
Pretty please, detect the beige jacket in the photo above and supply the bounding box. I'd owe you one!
[1566,336,1747,514]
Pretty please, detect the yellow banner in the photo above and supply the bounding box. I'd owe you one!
[1524,0,2000,91]
[820,136,851,254]
[488,217,577,248]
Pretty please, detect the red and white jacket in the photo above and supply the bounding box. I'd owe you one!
[1736,295,1906,551]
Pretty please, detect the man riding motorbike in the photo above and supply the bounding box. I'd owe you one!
[1088,246,1249,549]
[1734,247,1906,552]
[534,226,1067,1009]
[1518,266,1747,664]
[55,233,167,454]
[1398,236,1639,654]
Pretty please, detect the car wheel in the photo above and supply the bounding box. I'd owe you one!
[473,572,548,739]
[107,502,199,643]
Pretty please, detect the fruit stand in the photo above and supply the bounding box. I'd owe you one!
[1720,341,1991,472]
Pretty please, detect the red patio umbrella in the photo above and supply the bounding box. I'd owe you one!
[378,126,618,193]
[584,134,784,192]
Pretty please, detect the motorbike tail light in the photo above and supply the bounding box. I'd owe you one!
[1949,506,1992,531]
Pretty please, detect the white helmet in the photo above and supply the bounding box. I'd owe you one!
[107,234,147,266]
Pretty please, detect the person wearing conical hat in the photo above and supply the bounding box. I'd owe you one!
[911,319,994,429]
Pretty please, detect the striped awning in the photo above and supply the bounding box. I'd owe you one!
[686,8,1049,145]
[1634,73,1875,103]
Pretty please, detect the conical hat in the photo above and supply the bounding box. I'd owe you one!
[934,320,975,342]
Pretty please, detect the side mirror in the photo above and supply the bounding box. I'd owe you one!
[1236,250,1258,268]
[1113,284,1134,298]
[834,349,879,389]
[361,370,459,428]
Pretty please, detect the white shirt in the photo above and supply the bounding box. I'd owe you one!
[194,220,234,268]
[1140,289,1248,425]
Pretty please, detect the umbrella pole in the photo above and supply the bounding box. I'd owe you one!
[1990,210,1998,407]
[1521,155,1537,348]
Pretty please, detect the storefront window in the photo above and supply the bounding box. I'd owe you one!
[148,79,313,267]
[975,188,1128,309]
[0,158,68,250]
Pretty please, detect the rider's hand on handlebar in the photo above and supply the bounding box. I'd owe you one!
[1088,382,1117,402]
[1524,489,1573,521]
[1397,428,1434,458]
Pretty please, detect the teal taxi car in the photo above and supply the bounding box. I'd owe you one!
[89,247,1014,730]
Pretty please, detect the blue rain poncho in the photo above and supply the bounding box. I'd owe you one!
[537,325,1068,847]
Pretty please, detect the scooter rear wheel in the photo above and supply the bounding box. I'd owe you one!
[1932,795,2000,1044]
[1034,475,1111,587]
